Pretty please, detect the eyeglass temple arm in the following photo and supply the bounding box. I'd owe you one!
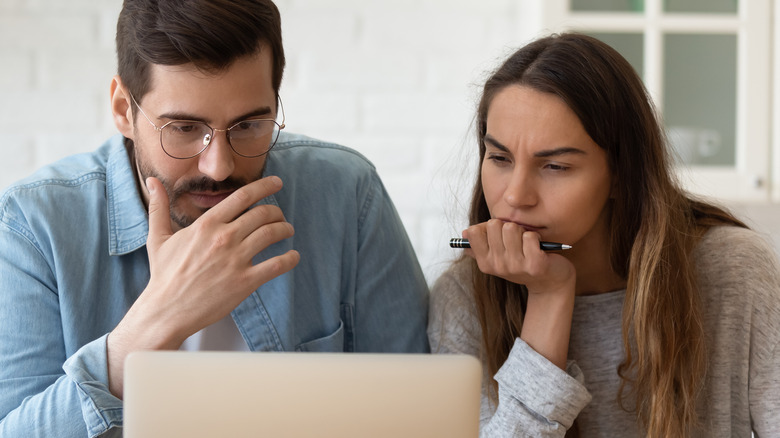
[277,95,286,129]
[128,93,162,132]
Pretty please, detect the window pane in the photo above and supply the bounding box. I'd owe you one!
[664,0,738,14]
[663,34,737,166]
[571,0,644,12]
[587,33,644,80]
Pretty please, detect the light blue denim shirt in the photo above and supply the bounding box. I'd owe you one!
[0,132,429,437]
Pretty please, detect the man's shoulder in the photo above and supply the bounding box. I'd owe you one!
[3,139,115,192]
[0,137,118,223]
[269,132,377,177]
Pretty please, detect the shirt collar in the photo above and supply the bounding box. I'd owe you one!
[106,135,148,256]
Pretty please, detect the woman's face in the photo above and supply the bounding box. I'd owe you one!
[481,85,613,252]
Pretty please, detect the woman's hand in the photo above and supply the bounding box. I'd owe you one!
[464,219,576,369]
[464,219,575,294]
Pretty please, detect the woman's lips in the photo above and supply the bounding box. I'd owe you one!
[497,218,544,232]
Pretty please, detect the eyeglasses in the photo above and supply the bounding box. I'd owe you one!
[129,93,285,159]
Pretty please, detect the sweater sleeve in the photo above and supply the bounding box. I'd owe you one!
[737,232,780,437]
[751,340,780,437]
[428,260,592,437]
[694,226,780,436]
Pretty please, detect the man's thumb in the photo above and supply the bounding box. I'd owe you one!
[146,177,172,244]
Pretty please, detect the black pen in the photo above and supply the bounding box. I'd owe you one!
[449,238,572,251]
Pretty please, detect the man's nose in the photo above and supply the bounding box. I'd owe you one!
[197,131,235,182]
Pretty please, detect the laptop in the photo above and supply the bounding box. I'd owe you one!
[123,351,482,438]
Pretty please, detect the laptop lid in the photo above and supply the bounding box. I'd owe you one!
[123,351,481,438]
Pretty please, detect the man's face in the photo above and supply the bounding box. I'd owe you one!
[127,49,277,231]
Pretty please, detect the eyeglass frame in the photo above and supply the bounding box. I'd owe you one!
[129,92,286,160]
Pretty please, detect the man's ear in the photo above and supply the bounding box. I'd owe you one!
[110,75,134,139]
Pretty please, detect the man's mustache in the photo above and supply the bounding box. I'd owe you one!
[176,177,248,194]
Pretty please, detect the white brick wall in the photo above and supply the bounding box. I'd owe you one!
[0,0,530,284]
[0,0,122,189]
[275,1,530,282]
[2,1,777,285]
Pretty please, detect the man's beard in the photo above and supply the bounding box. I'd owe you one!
[133,142,265,229]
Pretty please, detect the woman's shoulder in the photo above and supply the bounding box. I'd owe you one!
[428,257,481,349]
[430,257,475,305]
[696,225,780,324]
[696,227,780,395]
[695,225,780,276]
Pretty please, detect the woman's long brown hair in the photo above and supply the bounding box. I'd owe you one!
[469,33,746,437]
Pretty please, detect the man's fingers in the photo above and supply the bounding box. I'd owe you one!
[146,177,172,248]
[206,176,284,223]
[231,203,287,239]
[250,250,300,285]
[242,221,295,257]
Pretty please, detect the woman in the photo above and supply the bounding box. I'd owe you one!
[428,33,780,437]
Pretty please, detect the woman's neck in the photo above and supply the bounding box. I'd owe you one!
[566,216,627,296]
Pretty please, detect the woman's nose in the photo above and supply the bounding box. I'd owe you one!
[503,169,537,208]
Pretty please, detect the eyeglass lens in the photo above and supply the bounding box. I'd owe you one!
[161,120,280,159]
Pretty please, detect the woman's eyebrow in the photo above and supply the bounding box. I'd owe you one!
[533,147,586,158]
[485,134,587,157]
[484,134,509,152]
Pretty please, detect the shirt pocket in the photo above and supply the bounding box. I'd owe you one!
[295,319,345,352]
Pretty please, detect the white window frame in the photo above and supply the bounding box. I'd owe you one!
[515,0,773,203]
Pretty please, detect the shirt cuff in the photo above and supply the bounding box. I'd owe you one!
[62,334,123,437]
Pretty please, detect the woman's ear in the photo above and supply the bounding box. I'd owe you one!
[110,75,134,139]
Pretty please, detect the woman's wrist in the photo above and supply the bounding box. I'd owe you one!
[520,283,576,369]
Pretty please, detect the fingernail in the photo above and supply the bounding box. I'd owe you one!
[145,178,154,194]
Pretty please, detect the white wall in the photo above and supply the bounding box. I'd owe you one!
[275,0,534,282]
[0,0,534,284]
[1,0,777,285]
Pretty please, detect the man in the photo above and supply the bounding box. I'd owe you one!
[0,1,429,436]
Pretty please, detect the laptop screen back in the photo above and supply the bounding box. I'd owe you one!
[123,351,481,438]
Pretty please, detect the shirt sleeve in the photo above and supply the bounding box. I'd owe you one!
[0,219,122,438]
[350,170,430,353]
[428,261,592,437]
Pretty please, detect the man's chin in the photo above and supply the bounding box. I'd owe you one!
[170,208,205,230]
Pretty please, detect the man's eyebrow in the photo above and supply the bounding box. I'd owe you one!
[227,107,273,126]
[484,134,587,158]
[157,106,274,126]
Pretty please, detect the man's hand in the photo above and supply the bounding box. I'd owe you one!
[107,176,299,398]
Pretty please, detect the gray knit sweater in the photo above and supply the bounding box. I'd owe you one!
[428,226,780,437]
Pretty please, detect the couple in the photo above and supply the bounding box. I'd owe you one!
[0,1,777,437]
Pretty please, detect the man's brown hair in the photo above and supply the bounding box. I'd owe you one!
[116,0,285,103]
